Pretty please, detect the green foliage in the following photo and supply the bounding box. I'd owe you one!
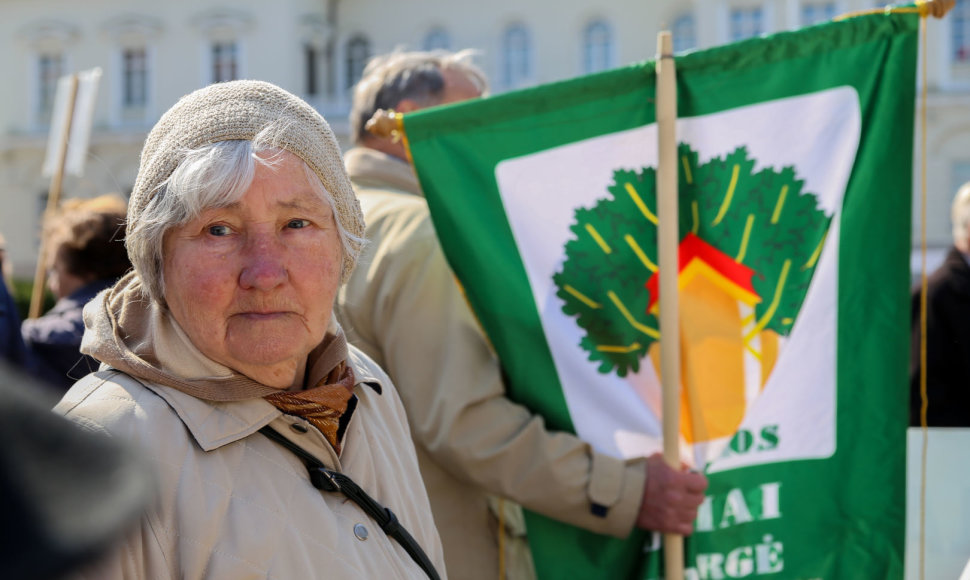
[553,143,832,377]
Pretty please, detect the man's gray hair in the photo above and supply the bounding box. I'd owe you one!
[349,49,488,144]
[127,127,365,305]
[952,181,970,252]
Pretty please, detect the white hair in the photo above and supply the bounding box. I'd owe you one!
[952,181,970,252]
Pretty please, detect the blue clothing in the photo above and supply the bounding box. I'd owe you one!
[22,279,115,392]
[0,281,29,369]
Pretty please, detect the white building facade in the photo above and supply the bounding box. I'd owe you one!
[1,0,967,276]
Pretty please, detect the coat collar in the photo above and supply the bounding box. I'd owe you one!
[137,359,384,453]
[142,381,281,451]
[81,271,387,453]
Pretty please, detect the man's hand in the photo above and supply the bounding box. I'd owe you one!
[635,453,708,535]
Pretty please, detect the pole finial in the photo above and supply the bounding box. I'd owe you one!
[365,109,404,142]
[917,0,955,18]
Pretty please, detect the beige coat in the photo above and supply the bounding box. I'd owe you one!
[335,148,647,580]
[54,276,446,579]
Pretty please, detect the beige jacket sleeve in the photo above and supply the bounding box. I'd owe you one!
[340,196,646,538]
[66,520,172,580]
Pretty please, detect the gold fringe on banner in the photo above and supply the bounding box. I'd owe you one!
[835,0,955,20]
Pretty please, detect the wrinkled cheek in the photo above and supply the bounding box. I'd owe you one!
[165,268,227,339]
[317,258,343,316]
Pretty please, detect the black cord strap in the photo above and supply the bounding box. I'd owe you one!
[259,426,441,580]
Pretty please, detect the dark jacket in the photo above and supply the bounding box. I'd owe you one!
[910,246,970,426]
[22,279,115,391]
[0,281,29,369]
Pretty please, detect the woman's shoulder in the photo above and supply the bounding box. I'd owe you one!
[54,370,182,438]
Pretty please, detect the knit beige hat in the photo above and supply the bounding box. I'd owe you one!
[128,80,364,289]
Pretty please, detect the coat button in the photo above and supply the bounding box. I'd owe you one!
[354,523,369,541]
[290,422,308,434]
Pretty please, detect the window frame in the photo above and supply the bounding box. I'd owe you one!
[345,34,371,93]
[801,1,838,27]
[582,19,614,75]
[729,5,765,42]
[672,12,698,53]
[210,41,239,84]
[952,0,970,64]
[424,27,451,52]
[502,23,533,90]
[37,52,65,123]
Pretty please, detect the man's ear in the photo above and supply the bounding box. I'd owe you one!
[395,99,422,114]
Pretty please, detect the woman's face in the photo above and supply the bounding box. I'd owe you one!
[162,151,342,389]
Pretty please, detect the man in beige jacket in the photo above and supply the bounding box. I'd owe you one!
[336,50,708,580]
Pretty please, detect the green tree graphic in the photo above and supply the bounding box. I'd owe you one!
[552,143,832,377]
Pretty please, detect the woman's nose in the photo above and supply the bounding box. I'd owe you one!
[238,233,287,290]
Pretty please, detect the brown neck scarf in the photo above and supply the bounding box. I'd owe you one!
[81,272,360,453]
[263,361,356,454]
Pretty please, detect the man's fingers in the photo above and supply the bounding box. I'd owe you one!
[683,471,709,493]
[637,454,710,534]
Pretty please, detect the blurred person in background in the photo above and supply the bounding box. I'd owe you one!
[0,232,30,369]
[0,360,154,580]
[911,181,970,426]
[0,231,13,288]
[336,49,708,580]
[22,196,130,391]
[55,80,444,579]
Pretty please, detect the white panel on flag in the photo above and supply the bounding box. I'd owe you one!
[494,88,860,471]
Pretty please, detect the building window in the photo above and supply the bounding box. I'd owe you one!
[20,20,78,129]
[305,44,321,97]
[100,15,161,126]
[424,28,450,51]
[212,42,238,83]
[954,0,970,62]
[299,15,332,99]
[503,24,532,89]
[730,7,764,41]
[122,48,148,108]
[346,35,370,91]
[583,20,613,74]
[954,162,970,199]
[802,2,837,26]
[38,53,64,118]
[672,13,698,53]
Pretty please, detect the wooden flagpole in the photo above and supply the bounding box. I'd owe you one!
[656,30,683,580]
[28,73,79,319]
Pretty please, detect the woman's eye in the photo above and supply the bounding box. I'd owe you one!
[287,219,311,229]
[207,224,231,237]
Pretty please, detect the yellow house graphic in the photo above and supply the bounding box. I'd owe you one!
[646,233,779,444]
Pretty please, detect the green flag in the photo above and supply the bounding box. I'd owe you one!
[406,10,915,579]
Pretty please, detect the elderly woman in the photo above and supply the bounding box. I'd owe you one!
[54,81,445,579]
